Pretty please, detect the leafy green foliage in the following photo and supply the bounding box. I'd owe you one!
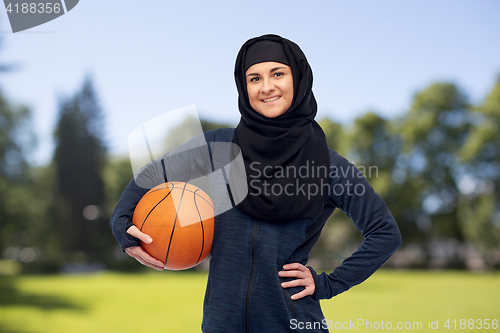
[0,89,40,253]
[51,77,114,263]
[457,75,500,251]
[397,83,471,242]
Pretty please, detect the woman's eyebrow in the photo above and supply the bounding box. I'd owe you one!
[247,66,288,78]
[270,66,287,73]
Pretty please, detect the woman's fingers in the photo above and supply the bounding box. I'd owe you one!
[278,263,308,278]
[279,263,315,300]
[129,252,163,271]
[125,246,165,271]
[127,246,164,267]
[289,288,313,300]
[126,227,165,270]
[281,278,306,288]
[284,263,306,270]
[127,225,153,244]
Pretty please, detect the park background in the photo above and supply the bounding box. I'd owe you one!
[0,0,499,332]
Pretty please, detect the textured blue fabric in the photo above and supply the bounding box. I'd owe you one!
[110,128,402,332]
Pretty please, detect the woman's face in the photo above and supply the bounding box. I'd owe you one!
[245,61,293,118]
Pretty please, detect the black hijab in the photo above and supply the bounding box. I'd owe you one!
[232,34,330,222]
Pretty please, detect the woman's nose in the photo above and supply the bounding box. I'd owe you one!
[260,79,275,93]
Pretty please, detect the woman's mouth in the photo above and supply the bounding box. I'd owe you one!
[262,96,281,104]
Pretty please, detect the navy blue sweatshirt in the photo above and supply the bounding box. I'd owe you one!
[110,128,402,332]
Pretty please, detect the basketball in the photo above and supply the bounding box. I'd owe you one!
[132,182,214,270]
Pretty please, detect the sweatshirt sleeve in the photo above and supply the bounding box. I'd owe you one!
[110,133,212,251]
[109,128,235,251]
[110,178,149,251]
[311,150,402,300]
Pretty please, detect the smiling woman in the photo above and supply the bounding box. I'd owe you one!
[111,34,402,333]
[246,62,294,118]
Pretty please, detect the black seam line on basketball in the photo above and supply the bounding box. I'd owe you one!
[143,184,212,210]
[142,188,163,198]
[171,186,214,210]
[187,190,214,210]
[158,182,213,209]
[140,191,172,231]
[142,183,173,198]
[164,182,188,268]
[193,189,205,265]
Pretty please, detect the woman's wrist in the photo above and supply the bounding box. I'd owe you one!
[306,266,321,299]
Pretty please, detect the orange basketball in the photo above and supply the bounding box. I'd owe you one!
[132,182,214,270]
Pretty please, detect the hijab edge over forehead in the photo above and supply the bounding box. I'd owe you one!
[243,39,290,73]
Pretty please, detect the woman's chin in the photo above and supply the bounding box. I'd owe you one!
[256,107,287,118]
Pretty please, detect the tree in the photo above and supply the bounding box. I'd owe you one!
[458,74,500,263]
[346,113,399,195]
[318,117,347,157]
[397,82,471,266]
[0,89,34,250]
[0,93,31,181]
[0,35,58,271]
[52,76,111,262]
[348,112,425,246]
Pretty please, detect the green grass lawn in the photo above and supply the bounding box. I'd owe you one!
[0,270,499,332]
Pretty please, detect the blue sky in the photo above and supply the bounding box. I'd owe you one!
[1,0,499,165]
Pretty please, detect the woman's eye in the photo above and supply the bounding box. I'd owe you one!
[250,77,259,82]
[274,72,283,77]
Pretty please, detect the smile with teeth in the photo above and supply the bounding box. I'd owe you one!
[262,96,281,103]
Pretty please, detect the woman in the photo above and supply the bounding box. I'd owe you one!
[111,34,402,332]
